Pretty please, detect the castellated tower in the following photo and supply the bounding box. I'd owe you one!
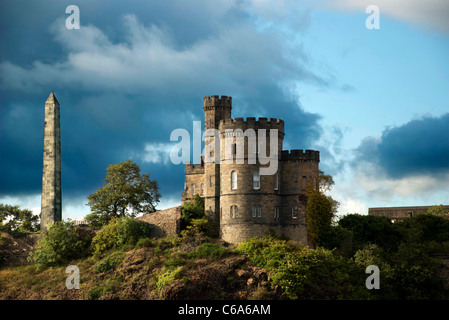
[203,95,232,225]
[182,95,319,246]
[40,91,62,231]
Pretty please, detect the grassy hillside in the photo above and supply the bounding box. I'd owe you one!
[0,233,283,300]
[2,213,449,300]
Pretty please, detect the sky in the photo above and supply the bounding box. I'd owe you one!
[0,0,448,220]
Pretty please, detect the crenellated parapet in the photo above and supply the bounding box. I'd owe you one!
[218,117,285,135]
[203,95,232,110]
[281,149,320,162]
[184,161,205,175]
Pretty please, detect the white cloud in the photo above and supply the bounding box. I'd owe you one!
[356,166,449,200]
[140,142,174,165]
[0,10,328,94]
[329,159,449,218]
[318,0,449,33]
[0,194,41,216]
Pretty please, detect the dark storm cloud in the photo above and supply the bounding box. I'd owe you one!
[0,0,335,203]
[354,113,449,179]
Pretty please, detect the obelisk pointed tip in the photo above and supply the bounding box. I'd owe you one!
[46,91,59,104]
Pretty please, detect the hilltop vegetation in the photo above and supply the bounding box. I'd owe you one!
[0,217,282,300]
[1,192,449,300]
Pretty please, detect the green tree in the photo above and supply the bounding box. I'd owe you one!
[426,205,449,217]
[305,171,339,247]
[338,214,401,254]
[86,160,160,227]
[0,204,39,234]
[180,194,205,229]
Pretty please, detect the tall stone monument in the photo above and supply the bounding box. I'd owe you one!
[41,91,62,230]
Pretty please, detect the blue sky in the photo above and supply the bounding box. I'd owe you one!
[0,0,448,220]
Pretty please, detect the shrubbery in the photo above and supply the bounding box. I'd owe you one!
[28,221,93,270]
[91,217,154,256]
[93,252,125,273]
[237,212,449,300]
[237,236,362,299]
[27,217,154,269]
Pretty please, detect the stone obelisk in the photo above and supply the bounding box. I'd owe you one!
[41,91,62,230]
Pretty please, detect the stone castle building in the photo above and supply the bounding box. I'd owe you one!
[180,95,320,245]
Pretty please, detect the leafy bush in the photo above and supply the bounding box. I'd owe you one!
[180,195,205,230]
[181,217,217,241]
[91,217,154,256]
[93,252,125,273]
[237,236,296,269]
[156,266,184,292]
[238,236,360,299]
[136,237,154,248]
[28,221,93,269]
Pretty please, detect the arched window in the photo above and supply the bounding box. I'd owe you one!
[253,170,260,189]
[201,183,205,196]
[230,205,238,218]
[252,205,261,218]
[192,184,195,196]
[273,207,280,219]
[291,207,298,219]
[231,171,237,190]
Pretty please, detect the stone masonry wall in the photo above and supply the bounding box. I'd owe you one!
[369,205,449,221]
[137,206,182,237]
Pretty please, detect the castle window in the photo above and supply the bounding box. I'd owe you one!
[231,171,237,190]
[192,184,196,196]
[230,205,238,218]
[291,207,298,219]
[274,207,280,219]
[201,183,204,196]
[210,175,212,187]
[252,205,261,218]
[274,172,279,191]
[253,170,260,189]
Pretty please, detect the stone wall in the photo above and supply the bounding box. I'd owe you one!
[137,206,182,237]
[369,205,449,222]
